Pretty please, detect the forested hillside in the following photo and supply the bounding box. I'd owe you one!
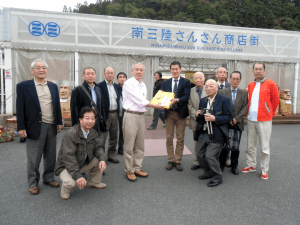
[73,0,300,31]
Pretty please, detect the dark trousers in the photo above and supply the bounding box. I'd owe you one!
[26,123,57,187]
[196,132,223,182]
[150,109,165,128]
[118,115,124,152]
[219,131,242,169]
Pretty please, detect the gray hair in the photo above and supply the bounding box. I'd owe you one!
[132,63,145,70]
[31,59,48,69]
[205,79,218,86]
[193,72,205,80]
[83,67,96,75]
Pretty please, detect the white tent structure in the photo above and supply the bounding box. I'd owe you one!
[0,7,299,115]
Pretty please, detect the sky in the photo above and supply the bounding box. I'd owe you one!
[0,0,93,13]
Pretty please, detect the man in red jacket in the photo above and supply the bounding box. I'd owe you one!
[241,63,279,180]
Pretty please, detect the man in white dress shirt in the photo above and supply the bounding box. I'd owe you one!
[122,63,164,182]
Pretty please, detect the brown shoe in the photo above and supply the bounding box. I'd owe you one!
[175,163,183,171]
[134,170,148,178]
[107,158,120,164]
[166,162,174,170]
[29,186,39,195]
[126,172,137,182]
[86,183,106,189]
[44,180,60,188]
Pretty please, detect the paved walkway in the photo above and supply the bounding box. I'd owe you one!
[0,124,299,225]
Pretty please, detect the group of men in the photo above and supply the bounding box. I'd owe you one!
[16,59,279,200]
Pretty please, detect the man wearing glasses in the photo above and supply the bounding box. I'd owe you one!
[241,63,279,180]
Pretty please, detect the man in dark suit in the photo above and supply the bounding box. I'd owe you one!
[17,59,62,195]
[195,79,232,187]
[219,71,248,175]
[71,67,105,133]
[216,67,231,90]
[148,71,165,130]
[97,67,122,163]
[116,72,127,155]
[161,61,191,171]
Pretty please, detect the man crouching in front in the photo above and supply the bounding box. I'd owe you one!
[54,106,107,200]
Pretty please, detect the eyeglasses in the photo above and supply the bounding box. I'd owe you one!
[230,78,240,81]
[254,68,264,71]
[35,67,47,70]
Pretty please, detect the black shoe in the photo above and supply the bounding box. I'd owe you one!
[199,173,212,180]
[147,126,156,130]
[118,150,123,155]
[20,138,26,143]
[220,166,225,172]
[231,167,239,175]
[207,180,222,187]
[103,171,105,175]
[191,164,201,170]
[107,158,119,164]
[166,162,174,170]
[175,163,183,171]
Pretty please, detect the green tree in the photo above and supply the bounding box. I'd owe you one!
[219,14,231,26]
[106,3,123,16]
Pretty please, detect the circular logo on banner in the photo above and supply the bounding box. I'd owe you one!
[45,22,61,37]
[28,21,45,36]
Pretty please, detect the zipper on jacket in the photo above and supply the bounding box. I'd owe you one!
[264,102,270,113]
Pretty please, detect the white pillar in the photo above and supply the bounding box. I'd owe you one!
[293,62,299,115]
[4,48,13,114]
[0,49,4,114]
[74,52,79,87]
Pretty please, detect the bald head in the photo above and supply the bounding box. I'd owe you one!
[193,72,205,89]
[205,79,218,98]
[216,67,227,82]
[104,67,115,84]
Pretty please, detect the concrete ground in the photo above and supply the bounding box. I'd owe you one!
[0,124,299,225]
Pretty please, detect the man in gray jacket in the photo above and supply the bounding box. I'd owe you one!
[55,107,107,200]
[188,72,207,170]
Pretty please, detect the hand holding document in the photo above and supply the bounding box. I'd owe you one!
[150,90,175,109]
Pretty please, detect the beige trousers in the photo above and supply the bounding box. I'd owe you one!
[246,120,272,172]
[58,157,103,195]
[123,112,145,173]
[165,111,186,163]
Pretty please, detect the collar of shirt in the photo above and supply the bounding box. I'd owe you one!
[254,77,266,83]
[217,81,225,86]
[81,127,89,139]
[196,86,204,92]
[105,79,114,85]
[231,87,238,92]
[88,84,95,90]
[132,76,144,86]
[172,76,181,82]
[34,78,47,86]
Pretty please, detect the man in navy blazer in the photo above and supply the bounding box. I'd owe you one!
[17,59,62,195]
[161,61,191,171]
[97,67,122,163]
[195,79,232,187]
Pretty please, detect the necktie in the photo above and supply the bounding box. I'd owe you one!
[232,90,236,104]
[197,88,202,100]
[171,80,178,110]
[220,84,224,89]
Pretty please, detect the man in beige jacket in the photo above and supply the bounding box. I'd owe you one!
[188,72,207,170]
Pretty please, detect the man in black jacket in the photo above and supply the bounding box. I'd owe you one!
[148,71,165,130]
[97,67,122,163]
[70,67,105,133]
